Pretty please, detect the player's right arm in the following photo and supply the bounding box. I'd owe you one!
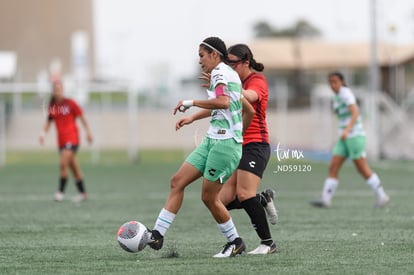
[241,96,255,134]
[242,89,259,103]
[79,114,93,144]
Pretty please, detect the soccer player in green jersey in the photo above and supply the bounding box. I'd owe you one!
[311,72,390,208]
[147,37,255,258]
[200,44,278,255]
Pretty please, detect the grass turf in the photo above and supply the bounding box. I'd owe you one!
[0,150,413,274]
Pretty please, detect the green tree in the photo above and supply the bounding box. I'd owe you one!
[253,19,322,38]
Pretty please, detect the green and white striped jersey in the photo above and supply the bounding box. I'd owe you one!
[206,62,243,143]
[333,86,365,138]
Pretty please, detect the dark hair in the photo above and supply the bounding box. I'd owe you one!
[48,80,62,105]
[228,44,264,72]
[328,71,346,86]
[200,37,228,61]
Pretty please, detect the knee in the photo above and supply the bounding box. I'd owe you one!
[59,160,68,172]
[170,173,185,192]
[201,192,216,208]
[201,192,209,206]
[237,192,250,202]
[236,186,256,202]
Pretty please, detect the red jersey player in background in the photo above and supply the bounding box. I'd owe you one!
[39,80,93,202]
[200,44,278,255]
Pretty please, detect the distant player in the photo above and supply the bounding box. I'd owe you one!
[147,37,255,258]
[39,80,93,202]
[311,72,390,208]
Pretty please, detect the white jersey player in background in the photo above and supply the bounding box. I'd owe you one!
[311,72,390,208]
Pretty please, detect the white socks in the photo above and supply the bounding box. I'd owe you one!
[153,209,240,242]
[322,178,339,204]
[322,173,386,202]
[217,218,239,242]
[366,173,387,198]
[153,208,176,236]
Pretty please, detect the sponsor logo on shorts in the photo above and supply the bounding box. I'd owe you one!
[208,168,216,176]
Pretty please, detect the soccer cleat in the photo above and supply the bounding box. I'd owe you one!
[72,192,87,203]
[147,229,164,250]
[54,192,64,202]
[310,199,330,208]
[213,237,246,258]
[248,243,278,255]
[375,194,390,208]
[261,189,278,224]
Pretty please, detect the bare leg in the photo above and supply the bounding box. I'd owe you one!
[149,162,202,249]
[235,170,260,202]
[164,162,202,214]
[59,149,72,179]
[54,149,73,200]
[352,157,372,179]
[69,154,83,181]
[328,155,347,178]
[219,172,237,206]
[201,178,229,223]
[202,178,242,247]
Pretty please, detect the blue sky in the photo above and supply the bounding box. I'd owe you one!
[93,0,414,86]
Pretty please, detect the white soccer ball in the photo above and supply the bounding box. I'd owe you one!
[117,221,150,253]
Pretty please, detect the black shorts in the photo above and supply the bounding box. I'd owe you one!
[59,143,79,154]
[238,142,271,178]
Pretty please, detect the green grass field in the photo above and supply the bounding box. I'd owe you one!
[0,150,413,274]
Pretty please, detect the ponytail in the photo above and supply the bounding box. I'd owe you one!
[228,44,264,72]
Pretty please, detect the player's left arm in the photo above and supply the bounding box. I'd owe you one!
[190,109,212,121]
[71,100,93,144]
[175,109,211,131]
[342,104,358,140]
[79,115,93,144]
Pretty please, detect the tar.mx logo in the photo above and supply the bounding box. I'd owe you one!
[273,142,311,173]
[275,142,304,161]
